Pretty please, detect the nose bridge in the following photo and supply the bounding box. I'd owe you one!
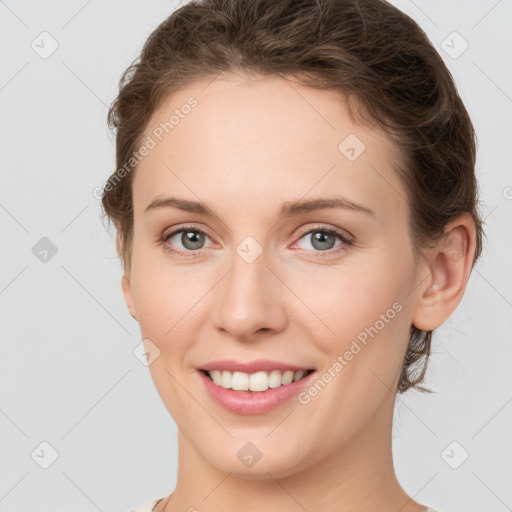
[213,236,285,339]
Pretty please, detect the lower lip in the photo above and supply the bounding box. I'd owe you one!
[198,370,316,415]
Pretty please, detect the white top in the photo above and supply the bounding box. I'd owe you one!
[127,497,443,512]
[129,498,161,512]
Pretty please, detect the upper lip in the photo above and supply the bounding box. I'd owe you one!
[199,359,314,373]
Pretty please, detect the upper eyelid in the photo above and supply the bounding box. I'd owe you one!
[295,224,351,238]
[163,223,212,237]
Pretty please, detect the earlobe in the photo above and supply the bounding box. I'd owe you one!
[411,213,476,331]
[121,274,138,322]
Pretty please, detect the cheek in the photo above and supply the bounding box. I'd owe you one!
[297,267,413,430]
[298,255,413,363]
[129,246,205,339]
[130,262,203,417]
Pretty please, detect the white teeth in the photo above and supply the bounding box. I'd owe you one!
[249,371,268,392]
[232,371,249,391]
[206,369,310,392]
[293,370,304,381]
[268,369,282,388]
[211,370,222,386]
[221,371,232,388]
[281,370,294,385]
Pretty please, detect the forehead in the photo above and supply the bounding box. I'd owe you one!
[133,73,406,223]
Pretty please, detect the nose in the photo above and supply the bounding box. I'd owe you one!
[212,245,287,342]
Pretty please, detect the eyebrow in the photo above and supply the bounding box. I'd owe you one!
[144,196,374,218]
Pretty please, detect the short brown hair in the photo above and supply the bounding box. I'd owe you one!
[101,0,485,394]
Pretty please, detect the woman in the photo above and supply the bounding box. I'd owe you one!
[101,0,484,511]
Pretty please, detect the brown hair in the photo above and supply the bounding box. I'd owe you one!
[101,0,485,394]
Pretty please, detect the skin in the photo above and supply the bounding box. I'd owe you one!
[119,73,476,512]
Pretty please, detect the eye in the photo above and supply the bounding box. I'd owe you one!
[159,224,212,256]
[292,225,354,254]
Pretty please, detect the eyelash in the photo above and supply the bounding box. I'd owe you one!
[158,223,354,258]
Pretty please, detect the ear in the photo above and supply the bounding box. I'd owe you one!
[117,232,138,322]
[121,273,138,322]
[411,213,477,331]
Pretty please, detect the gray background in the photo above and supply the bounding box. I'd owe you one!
[0,1,511,511]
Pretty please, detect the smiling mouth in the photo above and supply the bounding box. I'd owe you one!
[200,369,315,392]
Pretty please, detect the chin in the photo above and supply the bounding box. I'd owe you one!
[204,442,311,480]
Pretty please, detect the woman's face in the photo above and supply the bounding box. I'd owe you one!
[122,73,427,478]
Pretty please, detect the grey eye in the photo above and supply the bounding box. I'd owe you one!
[309,231,337,251]
[168,229,208,251]
[297,229,343,251]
